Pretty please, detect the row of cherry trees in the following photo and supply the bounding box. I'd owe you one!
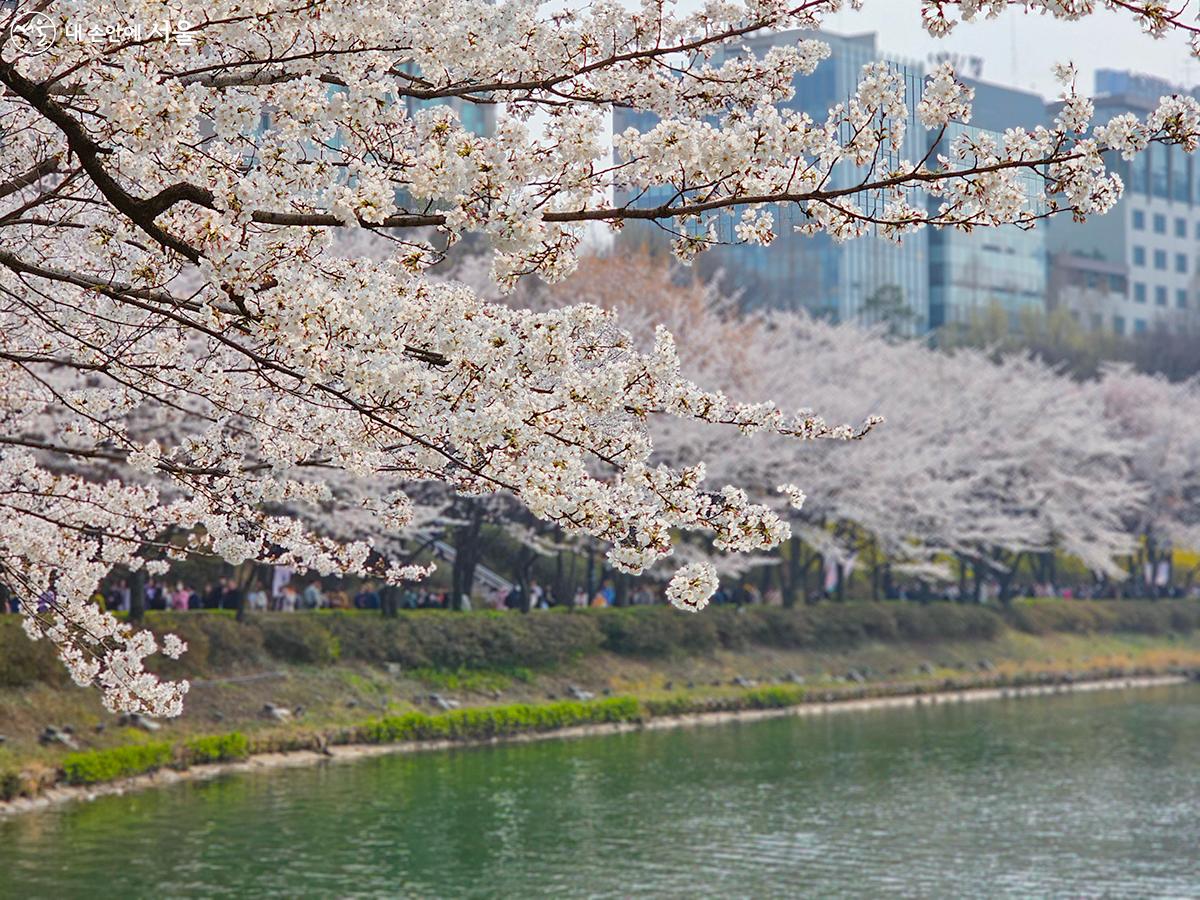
[473,254,1200,607]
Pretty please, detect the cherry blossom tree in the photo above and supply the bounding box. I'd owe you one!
[542,254,1144,604]
[2,0,1199,713]
[1095,367,1200,593]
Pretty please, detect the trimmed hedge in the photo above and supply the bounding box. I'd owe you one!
[0,618,68,688]
[323,610,605,669]
[2,601,1197,688]
[183,732,250,765]
[259,616,340,665]
[61,742,173,785]
[591,603,1003,657]
[1005,600,1200,636]
[359,697,642,743]
[641,685,809,717]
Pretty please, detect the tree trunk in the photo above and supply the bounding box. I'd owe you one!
[614,572,629,607]
[450,503,484,610]
[235,562,260,623]
[380,584,398,618]
[807,554,824,604]
[758,563,773,599]
[564,553,577,605]
[997,564,1015,606]
[552,548,566,606]
[129,568,146,623]
[783,536,802,608]
[516,547,537,613]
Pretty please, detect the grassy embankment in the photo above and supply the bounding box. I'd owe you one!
[3,600,1200,800]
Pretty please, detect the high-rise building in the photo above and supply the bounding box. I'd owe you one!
[1047,69,1200,335]
[613,30,931,332]
[613,32,1058,334]
[927,78,1049,331]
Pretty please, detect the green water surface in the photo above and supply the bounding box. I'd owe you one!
[2,683,1198,898]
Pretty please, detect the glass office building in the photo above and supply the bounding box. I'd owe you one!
[613,30,931,332]
[927,80,1049,330]
[613,32,1059,334]
[927,126,1048,331]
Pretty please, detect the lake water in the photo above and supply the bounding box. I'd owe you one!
[2,683,1199,898]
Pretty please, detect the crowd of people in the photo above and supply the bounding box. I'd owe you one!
[4,571,1195,617]
[1,574,652,615]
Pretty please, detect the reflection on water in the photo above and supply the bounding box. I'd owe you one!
[2,684,1199,898]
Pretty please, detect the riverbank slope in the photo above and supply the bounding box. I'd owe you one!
[4,600,1200,808]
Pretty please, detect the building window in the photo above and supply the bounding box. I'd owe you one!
[1135,318,1148,334]
[1177,253,1189,273]
[1153,144,1169,198]
[1154,249,1167,270]
[1134,282,1147,303]
[1133,246,1146,266]
[1172,145,1191,202]
[1108,274,1125,293]
[1177,289,1189,309]
[1114,315,1126,335]
[1153,213,1167,233]
[1177,217,1188,237]
[1156,285,1168,306]
[1133,209,1146,230]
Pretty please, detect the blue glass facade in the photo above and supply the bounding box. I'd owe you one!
[613,32,1059,334]
[613,31,930,331]
[927,116,1049,330]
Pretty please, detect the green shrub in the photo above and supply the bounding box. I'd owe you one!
[184,732,250,765]
[0,769,22,801]
[326,610,604,670]
[640,694,698,717]
[894,603,1002,642]
[361,697,642,744]
[1005,600,1200,637]
[0,618,68,688]
[593,607,719,656]
[6,598,1194,693]
[743,685,807,708]
[61,742,173,785]
[192,614,268,669]
[745,607,816,648]
[642,684,807,716]
[257,615,340,665]
[140,612,269,678]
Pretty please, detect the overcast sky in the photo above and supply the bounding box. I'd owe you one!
[680,1,1199,100]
